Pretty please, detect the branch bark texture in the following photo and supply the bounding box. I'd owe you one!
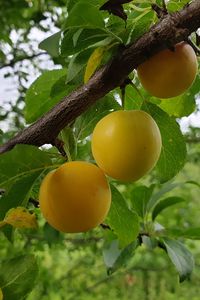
[1,0,200,154]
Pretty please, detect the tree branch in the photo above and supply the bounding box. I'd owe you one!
[0,52,48,70]
[0,0,200,154]
[185,137,200,143]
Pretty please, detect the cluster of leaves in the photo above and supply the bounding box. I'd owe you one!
[0,0,68,130]
[0,0,200,299]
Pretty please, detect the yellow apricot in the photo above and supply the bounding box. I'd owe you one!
[91,110,162,181]
[39,161,111,233]
[137,42,198,98]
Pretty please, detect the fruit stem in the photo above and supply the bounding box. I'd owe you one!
[162,0,167,11]
[120,77,133,109]
[151,3,168,19]
[121,89,125,109]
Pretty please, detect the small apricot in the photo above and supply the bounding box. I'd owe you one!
[137,42,198,98]
[39,161,111,233]
[91,110,162,181]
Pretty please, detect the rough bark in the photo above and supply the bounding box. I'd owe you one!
[0,0,200,154]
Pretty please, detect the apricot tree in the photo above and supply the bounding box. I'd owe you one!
[0,1,200,299]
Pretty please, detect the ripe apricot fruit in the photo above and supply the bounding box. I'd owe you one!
[39,161,111,233]
[91,110,162,181]
[137,42,198,98]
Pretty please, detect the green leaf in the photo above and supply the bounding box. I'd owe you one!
[157,74,200,117]
[0,49,6,61]
[124,84,143,110]
[0,145,52,188]
[103,240,122,269]
[186,180,200,189]
[25,69,72,123]
[0,255,38,300]
[61,28,109,57]
[66,0,105,12]
[143,103,187,183]
[163,238,194,282]
[167,227,200,240]
[39,31,61,57]
[0,145,54,227]
[43,223,60,246]
[103,239,138,274]
[74,95,120,140]
[152,196,185,221]
[106,185,140,248]
[0,173,41,221]
[150,71,200,119]
[131,185,154,218]
[64,2,104,30]
[104,16,125,43]
[142,235,158,250]
[158,96,196,118]
[59,127,77,161]
[127,11,154,44]
[167,0,190,12]
[147,180,200,213]
[50,75,74,99]
[147,182,181,212]
[66,49,93,84]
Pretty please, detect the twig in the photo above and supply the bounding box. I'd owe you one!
[0,52,48,70]
[151,3,168,19]
[100,223,111,230]
[162,0,167,12]
[85,265,170,294]
[120,77,132,108]
[185,137,200,143]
